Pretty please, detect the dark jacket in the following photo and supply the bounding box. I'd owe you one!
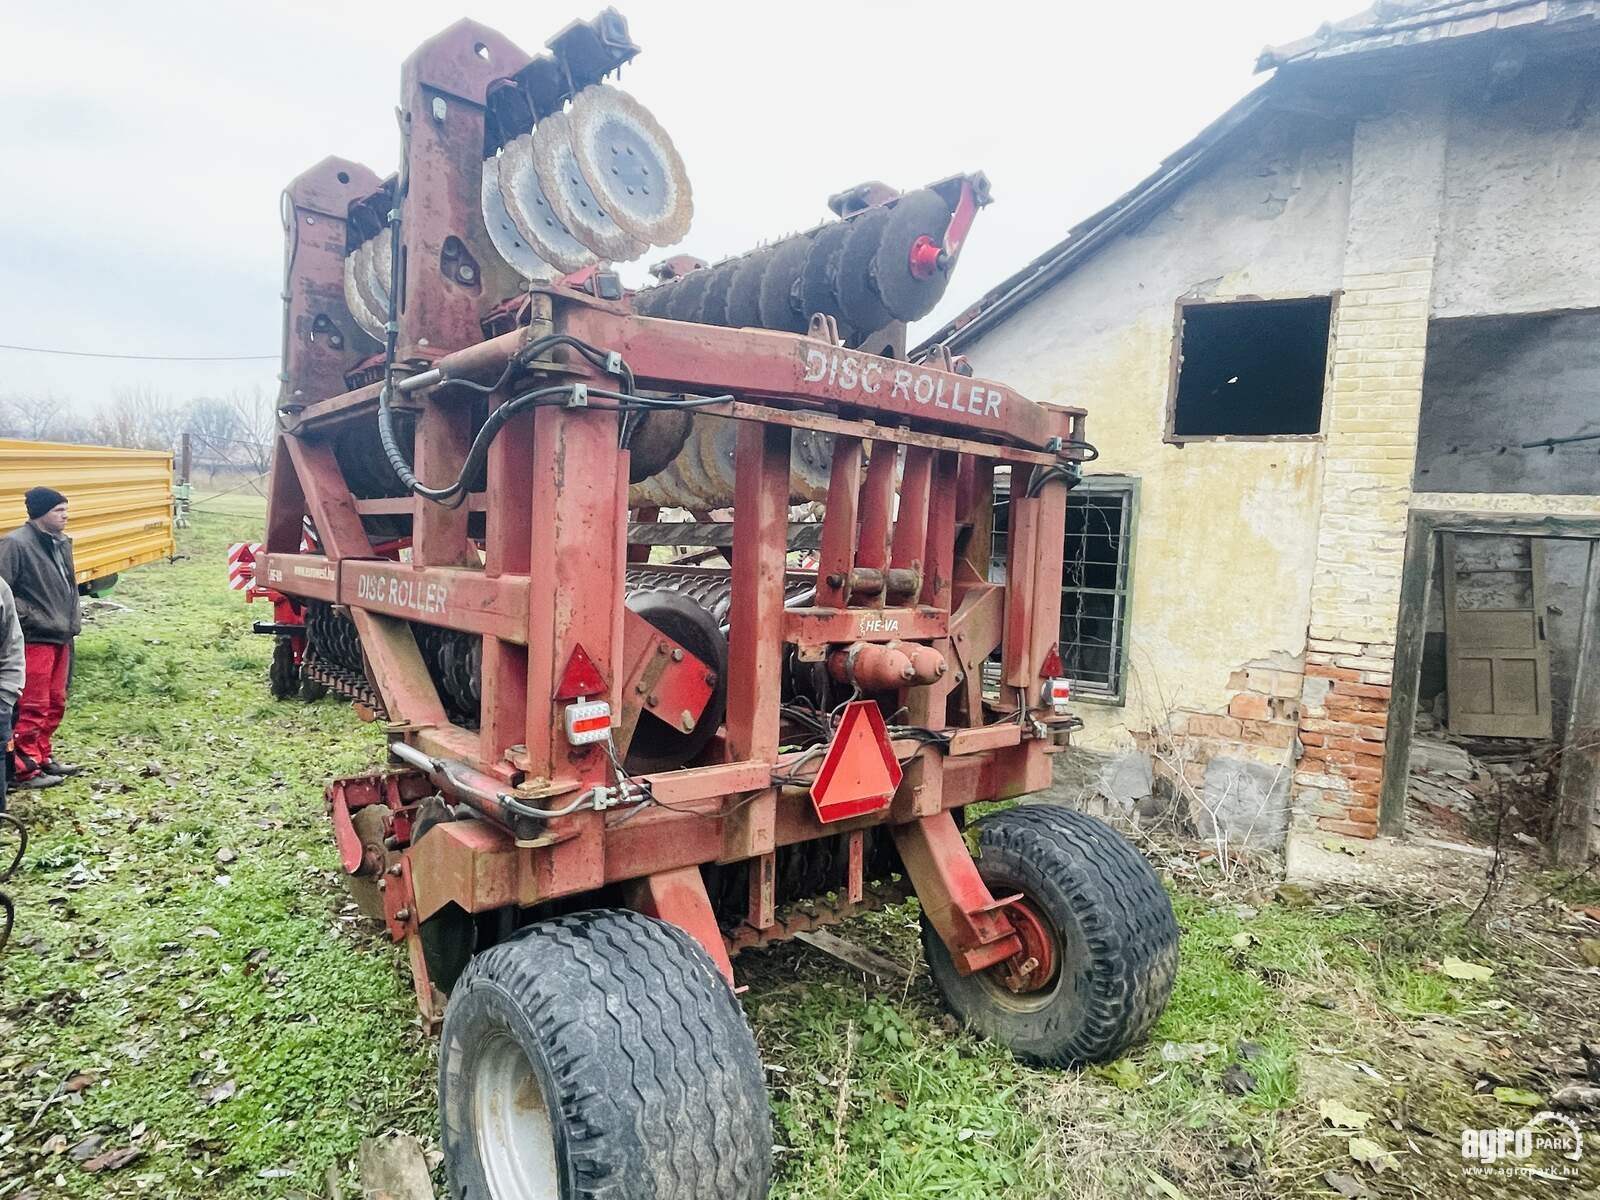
[0,578,22,708]
[0,523,82,643]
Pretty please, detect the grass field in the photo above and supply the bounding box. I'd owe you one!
[2,501,1596,1199]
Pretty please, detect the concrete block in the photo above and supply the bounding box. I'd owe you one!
[1094,751,1153,813]
[1192,756,1291,849]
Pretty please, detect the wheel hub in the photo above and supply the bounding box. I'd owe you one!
[473,1034,560,1198]
[994,898,1058,994]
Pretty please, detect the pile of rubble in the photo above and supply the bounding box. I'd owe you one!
[1407,716,1558,844]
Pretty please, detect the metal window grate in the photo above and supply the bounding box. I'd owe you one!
[990,477,1136,700]
[1060,488,1133,696]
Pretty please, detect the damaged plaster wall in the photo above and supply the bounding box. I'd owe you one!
[964,111,1352,843]
[1415,310,1600,497]
[1432,68,1600,320]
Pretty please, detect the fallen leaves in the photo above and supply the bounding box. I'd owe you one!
[1439,955,1494,981]
[1092,1058,1144,1091]
[81,1145,143,1173]
[1491,1086,1543,1108]
[1318,1099,1374,1130]
[1323,1169,1370,1198]
[200,1078,237,1107]
[1220,1064,1256,1096]
[1346,1136,1397,1172]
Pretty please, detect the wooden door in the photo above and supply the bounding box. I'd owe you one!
[1442,533,1553,738]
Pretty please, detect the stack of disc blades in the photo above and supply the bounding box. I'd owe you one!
[481,83,692,281]
[343,234,392,344]
[631,186,959,342]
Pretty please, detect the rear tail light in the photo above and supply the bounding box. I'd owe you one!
[564,700,612,745]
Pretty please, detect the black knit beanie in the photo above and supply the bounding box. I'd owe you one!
[24,487,67,520]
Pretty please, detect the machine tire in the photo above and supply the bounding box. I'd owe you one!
[269,637,299,700]
[922,804,1178,1067]
[440,909,772,1200]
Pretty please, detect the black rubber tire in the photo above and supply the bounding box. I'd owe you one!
[922,804,1179,1067]
[269,637,299,700]
[441,909,772,1200]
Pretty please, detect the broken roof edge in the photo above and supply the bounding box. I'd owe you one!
[920,0,1600,357]
[1254,0,1555,71]
[915,83,1274,355]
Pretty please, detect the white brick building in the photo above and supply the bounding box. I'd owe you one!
[921,1,1600,851]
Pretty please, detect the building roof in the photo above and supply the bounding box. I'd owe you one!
[919,0,1600,354]
[1256,0,1597,71]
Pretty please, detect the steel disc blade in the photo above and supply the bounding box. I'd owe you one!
[343,251,386,343]
[835,206,893,334]
[757,235,814,333]
[798,222,856,340]
[497,133,597,274]
[698,262,739,326]
[368,236,393,314]
[531,111,649,263]
[874,189,955,321]
[664,268,713,322]
[569,85,693,247]
[481,157,554,281]
[350,241,388,329]
[723,249,773,329]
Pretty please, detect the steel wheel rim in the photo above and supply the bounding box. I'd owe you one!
[473,1033,560,1198]
[974,897,1067,1014]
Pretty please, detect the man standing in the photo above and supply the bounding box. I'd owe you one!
[0,488,83,789]
[0,576,23,811]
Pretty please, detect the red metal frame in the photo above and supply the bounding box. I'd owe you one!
[266,23,1088,1014]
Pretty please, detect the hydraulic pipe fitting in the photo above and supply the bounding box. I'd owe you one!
[890,641,948,685]
[826,641,915,691]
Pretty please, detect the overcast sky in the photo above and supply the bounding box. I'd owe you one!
[0,0,1341,413]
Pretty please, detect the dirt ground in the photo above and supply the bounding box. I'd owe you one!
[2,503,1598,1199]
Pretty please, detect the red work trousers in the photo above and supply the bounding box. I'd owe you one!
[13,642,70,779]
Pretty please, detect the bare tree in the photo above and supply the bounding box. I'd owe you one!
[183,397,244,480]
[227,386,276,475]
[90,385,184,450]
[0,392,73,441]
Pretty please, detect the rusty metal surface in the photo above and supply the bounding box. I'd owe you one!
[264,15,1098,1028]
[395,20,531,361]
[724,880,908,958]
[282,157,384,407]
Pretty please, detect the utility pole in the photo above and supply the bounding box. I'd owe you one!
[175,431,193,529]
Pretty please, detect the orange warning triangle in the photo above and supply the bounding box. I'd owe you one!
[810,700,903,823]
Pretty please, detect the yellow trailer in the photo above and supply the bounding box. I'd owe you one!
[0,439,175,593]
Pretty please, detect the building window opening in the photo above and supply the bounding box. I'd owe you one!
[992,476,1136,701]
[1172,296,1332,437]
